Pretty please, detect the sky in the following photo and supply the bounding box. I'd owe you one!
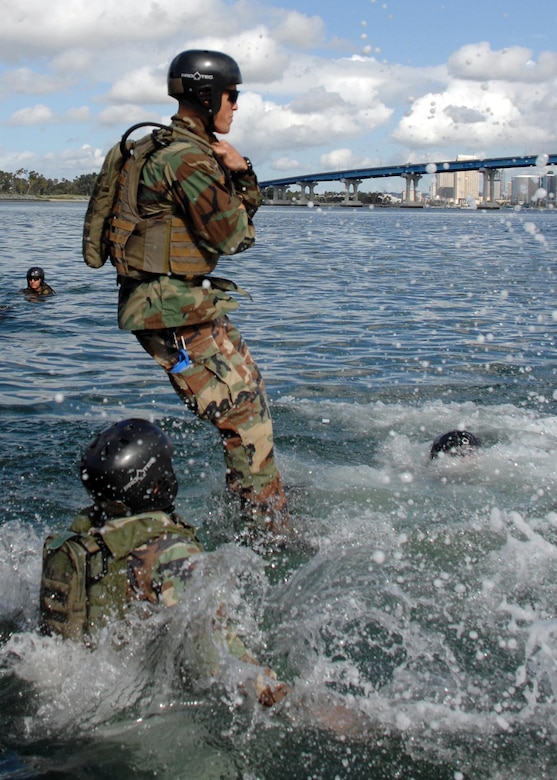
[1,0,557,188]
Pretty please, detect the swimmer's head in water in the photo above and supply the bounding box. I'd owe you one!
[27,266,45,282]
[430,430,481,459]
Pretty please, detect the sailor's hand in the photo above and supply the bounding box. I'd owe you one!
[212,140,250,172]
[256,675,290,707]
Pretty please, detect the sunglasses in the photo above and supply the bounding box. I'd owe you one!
[224,89,240,105]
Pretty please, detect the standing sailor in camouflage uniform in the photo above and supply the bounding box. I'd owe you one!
[99,50,289,538]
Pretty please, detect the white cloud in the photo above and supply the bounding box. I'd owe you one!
[271,156,300,171]
[96,104,166,128]
[105,67,169,106]
[229,91,391,159]
[0,143,106,177]
[392,42,557,155]
[6,68,72,96]
[6,103,90,127]
[272,11,326,50]
[56,144,107,173]
[448,42,557,83]
[319,148,375,170]
[51,49,95,76]
[0,0,238,57]
[393,83,520,149]
[0,149,35,170]
[184,27,292,84]
[8,104,56,126]
[290,87,348,114]
[443,105,485,124]
[65,106,90,123]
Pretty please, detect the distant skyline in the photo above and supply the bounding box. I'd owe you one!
[1,0,557,184]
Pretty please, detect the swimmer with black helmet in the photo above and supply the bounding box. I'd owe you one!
[430,430,481,460]
[19,267,56,299]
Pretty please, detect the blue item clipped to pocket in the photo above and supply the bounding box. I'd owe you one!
[169,347,191,373]
[168,336,191,374]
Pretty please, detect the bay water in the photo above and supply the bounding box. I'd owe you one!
[1,200,557,778]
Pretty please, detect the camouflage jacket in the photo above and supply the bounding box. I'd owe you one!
[19,283,56,297]
[69,507,204,611]
[118,114,262,332]
[59,507,262,668]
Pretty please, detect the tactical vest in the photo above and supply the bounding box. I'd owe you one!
[83,123,220,279]
[39,511,200,641]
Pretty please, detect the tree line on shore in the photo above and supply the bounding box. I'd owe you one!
[0,168,98,197]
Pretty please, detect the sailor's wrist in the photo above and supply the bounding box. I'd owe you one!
[234,157,254,176]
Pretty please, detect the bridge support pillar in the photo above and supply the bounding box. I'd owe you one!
[342,178,361,205]
[402,173,422,205]
[297,181,317,203]
[268,186,288,204]
[480,168,499,206]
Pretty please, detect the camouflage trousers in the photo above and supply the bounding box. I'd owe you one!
[134,317,289,530]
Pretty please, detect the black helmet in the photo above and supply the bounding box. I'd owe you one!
[27,266,45,282]
[167,49,242,117]
[80,418,178,513]
[430,430,481,459]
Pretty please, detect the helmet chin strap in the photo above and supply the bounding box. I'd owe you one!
[203,95,219,134]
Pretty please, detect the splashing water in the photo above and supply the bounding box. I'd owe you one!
[2,202,557,777]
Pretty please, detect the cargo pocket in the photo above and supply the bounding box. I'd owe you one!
[174,330,250,419]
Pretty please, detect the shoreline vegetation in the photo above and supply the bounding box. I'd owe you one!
[0,168,97,198]
[0,193,89,201]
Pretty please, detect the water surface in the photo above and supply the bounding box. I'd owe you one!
[1,201,557,778]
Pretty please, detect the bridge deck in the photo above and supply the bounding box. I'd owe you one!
[259,154,557,189]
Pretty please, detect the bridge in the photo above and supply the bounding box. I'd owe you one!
[259,153,557,207]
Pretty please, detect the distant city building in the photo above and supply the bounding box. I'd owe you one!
[511,175,542,205]
[436,170,455,201]
[541,171,557,204]
[507,171,557,205]
[493,169,505,201]
[455,155,481,205]
[433,157,514,205]
[434,155,481,205]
